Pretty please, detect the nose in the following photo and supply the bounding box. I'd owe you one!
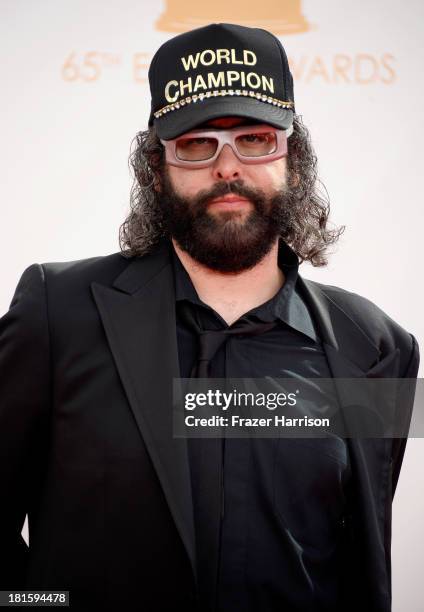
[211,143,242,181]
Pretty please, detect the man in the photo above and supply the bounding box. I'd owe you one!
[0,23,419,612]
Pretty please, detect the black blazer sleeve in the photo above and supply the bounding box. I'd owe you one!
[0,264,51,588]
[391,332,420,498]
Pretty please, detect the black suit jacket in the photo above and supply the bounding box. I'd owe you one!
[0,239,419,611]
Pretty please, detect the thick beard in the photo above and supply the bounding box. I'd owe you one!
[157,167,294,273]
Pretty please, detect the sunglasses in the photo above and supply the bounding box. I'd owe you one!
[160,123,293,168]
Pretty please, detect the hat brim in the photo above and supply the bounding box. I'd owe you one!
[154,96,294,140]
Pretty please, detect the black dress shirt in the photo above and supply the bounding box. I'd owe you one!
[171,239,351,612]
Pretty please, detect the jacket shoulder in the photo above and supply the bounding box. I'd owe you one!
[309,279,390,316]
[12,252,135,317]
[307,279,404,331]
[40,252,130,285]
[302,277,419,375]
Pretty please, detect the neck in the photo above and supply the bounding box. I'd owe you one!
[171,238,285,326]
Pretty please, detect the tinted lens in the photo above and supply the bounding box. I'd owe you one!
[235,132,277,157]
[175,137,218,161]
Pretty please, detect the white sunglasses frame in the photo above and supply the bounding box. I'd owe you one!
[160,123,293,168]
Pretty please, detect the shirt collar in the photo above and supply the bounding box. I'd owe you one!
[170,238,319,343]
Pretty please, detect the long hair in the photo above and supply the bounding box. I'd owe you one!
[119,114,344,266]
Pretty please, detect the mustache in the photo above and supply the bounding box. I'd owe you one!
[194,180,266,211]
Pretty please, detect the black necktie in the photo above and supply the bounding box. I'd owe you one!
[178,301,278,377]
[178,300,278,609]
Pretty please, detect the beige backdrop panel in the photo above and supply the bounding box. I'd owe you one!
[1,1,423,609]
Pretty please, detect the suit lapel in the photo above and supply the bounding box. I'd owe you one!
[297,275,402,376]
[90,240,197,584]
[298,274,400,440]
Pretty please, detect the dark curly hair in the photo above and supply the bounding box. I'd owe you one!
[119,114,344,266]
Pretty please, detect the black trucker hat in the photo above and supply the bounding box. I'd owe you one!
[148,23,295,139]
